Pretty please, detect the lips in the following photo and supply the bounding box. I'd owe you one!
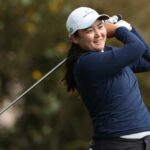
[94,41,103,45]
[94,39,104,43]
[94,42,101,45]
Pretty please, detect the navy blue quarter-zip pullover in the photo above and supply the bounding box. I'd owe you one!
[73,27,150,139]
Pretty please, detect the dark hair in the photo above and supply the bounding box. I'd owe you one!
[63,30,90,92]
[63,42,84,92]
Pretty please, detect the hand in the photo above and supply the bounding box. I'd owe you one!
[116,20,132,31]
[104,19,132,37]
[105,15,120,24]
[104,23,118,38]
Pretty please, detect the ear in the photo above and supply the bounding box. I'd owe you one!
[68,35,79,44]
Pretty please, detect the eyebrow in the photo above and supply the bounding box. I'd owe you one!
[84,21,103,31]
[97,20,104,25]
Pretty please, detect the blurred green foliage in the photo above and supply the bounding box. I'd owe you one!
[0,0,150,150]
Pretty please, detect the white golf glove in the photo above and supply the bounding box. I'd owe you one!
[105,15,119,24]
[116,20,132,31]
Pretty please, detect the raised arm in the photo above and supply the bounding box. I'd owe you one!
[105,17,150,73]
[77,26,146,79]
[131,27,150,61]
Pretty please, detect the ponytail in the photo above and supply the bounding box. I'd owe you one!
[63,43,86,92]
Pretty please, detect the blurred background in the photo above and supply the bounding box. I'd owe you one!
[0,0,150,149]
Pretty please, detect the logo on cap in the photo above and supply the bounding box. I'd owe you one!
[83,9,95,18]
[69,27,73,33]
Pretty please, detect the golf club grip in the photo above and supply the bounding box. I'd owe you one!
[116,14,123,21]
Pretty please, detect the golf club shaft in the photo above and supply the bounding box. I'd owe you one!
[0,14,123,115]
[0,58,67,115]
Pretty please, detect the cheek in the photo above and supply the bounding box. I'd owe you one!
[80,35,93,44]
[102,28,107,37]
[78,37,94,50]
[85,35,94,43]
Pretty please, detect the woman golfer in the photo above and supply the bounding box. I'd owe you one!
[64,7,150,150]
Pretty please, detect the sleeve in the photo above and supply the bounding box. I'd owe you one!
[131,27,150,61]
[130,58,150,73]
[128,27,150,72]
[78,27,146,79]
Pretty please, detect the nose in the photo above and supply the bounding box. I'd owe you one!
[94,29,100,38]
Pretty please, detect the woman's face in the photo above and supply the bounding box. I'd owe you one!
[72,20,107,51]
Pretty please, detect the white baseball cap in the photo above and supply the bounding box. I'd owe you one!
[66,7,109,36]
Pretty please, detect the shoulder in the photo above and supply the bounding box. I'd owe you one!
[76,46,116,66]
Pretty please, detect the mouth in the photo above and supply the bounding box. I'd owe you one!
[94,38,104,42]
[93,40,105,49]
[94,41,102,45]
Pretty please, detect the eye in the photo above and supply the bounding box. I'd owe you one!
[85,28,93,34]
[98,24,104,30]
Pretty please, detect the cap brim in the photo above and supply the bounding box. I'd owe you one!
[99,14,109,20]
[79,14,109,30]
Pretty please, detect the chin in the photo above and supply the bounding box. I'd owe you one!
[96,46,104,51]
